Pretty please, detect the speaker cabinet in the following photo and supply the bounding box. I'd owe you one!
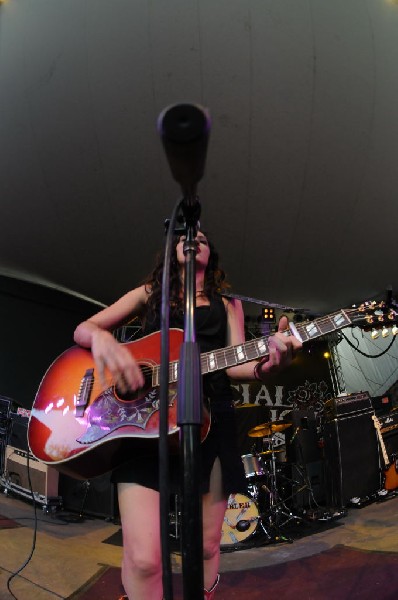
[58,472,118,520]
[379,412,398,457]
[323,410,381,507]
[5,445,59,498]
[285,410,321,465]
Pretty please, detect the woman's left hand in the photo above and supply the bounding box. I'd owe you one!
[256,315,302,378]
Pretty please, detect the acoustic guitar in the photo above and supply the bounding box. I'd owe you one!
[372,414,398,491]
[28,301,397,480]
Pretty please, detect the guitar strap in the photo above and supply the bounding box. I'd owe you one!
[221,292,307,313]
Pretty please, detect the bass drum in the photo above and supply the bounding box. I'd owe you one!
[221,493,259,546]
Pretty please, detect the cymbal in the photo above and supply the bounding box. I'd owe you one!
[259,449,284,456]
[248,421,292,437]
[235,403,258,408]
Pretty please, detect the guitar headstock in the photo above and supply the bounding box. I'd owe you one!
[350,300,398,338]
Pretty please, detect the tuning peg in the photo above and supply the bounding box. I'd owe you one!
[381,326,389,338]
[371,328,380,339]
[392,325,398,336]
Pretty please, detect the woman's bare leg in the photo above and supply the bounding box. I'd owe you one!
[117,483,163,600]
[202,458,228,590]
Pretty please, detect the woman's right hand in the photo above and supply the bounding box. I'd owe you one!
[90,328,144,393]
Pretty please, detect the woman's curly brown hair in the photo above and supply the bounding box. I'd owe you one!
[143,232,230,321]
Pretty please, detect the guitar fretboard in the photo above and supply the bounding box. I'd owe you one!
[152,308,356,385]
[372,415,389,466]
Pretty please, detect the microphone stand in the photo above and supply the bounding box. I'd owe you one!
[177,204,204,600]
[157,103,210,599]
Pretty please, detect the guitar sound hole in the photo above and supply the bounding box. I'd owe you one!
[115,366,153,402]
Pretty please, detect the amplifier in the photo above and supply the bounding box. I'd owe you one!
[378,411,398,457]
[5,445,59,499]
[379,411,398,435]
[9,412,29,452]
[324,392,372,420]
[0,396,12,438]
[0,396,12,417]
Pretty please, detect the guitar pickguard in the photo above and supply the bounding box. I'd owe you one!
[77,384,177,444]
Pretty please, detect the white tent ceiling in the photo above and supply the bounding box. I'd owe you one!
[337,329,398,397]
[0,0,397,322]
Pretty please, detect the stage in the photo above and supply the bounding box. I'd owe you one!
[1,487,398,599]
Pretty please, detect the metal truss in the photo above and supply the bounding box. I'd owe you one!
[327,332,347,397]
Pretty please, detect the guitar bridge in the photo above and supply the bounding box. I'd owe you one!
[75,368,94,417]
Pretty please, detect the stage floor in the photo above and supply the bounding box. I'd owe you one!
[1,488,398,599]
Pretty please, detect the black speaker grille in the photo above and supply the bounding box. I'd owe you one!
[323,410,381,507]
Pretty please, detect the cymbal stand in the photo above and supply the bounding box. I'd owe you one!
[245,476,273,541]
[263,434,303,534]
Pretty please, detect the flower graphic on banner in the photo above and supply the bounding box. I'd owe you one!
[285,380,332,415]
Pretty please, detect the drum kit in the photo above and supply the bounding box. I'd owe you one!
[221,418,306,547]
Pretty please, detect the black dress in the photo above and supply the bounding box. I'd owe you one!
[111,295,246,495]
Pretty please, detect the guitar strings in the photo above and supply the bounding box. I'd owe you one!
[100,307,364,387]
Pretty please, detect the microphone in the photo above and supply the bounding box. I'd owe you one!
[157,103,211,205]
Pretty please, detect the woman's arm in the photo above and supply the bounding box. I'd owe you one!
[224,298,302,381]
[73,285,149,392]
[74,285,149,346]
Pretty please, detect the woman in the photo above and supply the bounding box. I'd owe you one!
[74,231,301,600]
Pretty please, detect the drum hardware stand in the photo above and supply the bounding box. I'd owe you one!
[262,436,304,536]
[292,461,320,512]
[253,482,291,543]
[244,420,303,542]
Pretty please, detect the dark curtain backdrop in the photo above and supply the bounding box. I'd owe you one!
[0,276,98,408]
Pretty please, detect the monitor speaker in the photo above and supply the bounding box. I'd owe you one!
[5,445,59,498]
[58,472,118,520]
[323,410,381,507]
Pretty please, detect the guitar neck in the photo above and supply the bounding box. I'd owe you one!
[372,415,389,467]
[155,308,356,385]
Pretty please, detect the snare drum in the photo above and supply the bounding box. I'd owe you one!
[221,493,259,545]
[241,453,265,479]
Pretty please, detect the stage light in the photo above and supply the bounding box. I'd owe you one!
[371,329,380,340]
[381,326,389,338]
[262,307,275,323]
[323,351,330,359]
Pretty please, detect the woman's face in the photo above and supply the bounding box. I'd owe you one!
[176,231,210,270]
